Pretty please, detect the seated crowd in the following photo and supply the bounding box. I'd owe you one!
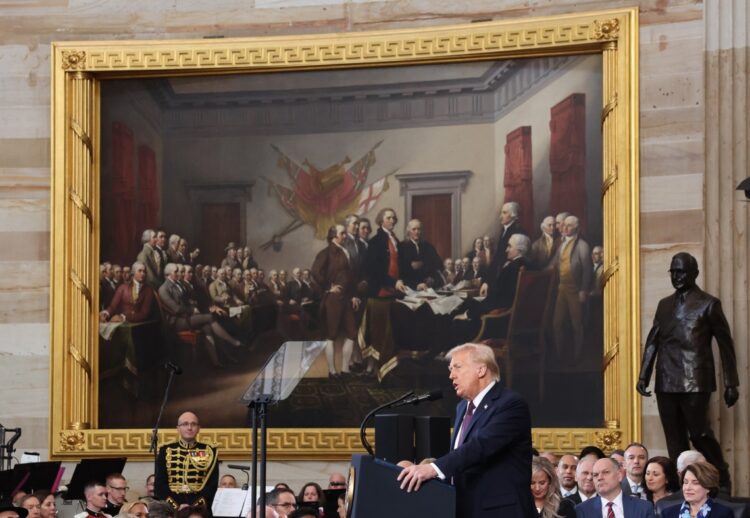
[4,446,742,518]
[5,472,350,518]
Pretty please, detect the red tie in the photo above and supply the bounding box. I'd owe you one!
[455,401,475,447]
[606,502,615,518]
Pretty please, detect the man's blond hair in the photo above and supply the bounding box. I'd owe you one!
[446,343,500,382]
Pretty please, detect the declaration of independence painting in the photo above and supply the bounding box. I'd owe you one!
[96,53,603,431]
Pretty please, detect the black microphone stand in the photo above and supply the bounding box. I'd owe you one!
[248,395,272,518]
[358,391,414,456]
[149,365,180,471]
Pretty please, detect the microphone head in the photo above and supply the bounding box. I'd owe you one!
[165,362,183,375]
[426,389,443,402]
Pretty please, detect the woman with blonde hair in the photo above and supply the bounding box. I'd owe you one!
[531,457,575,518]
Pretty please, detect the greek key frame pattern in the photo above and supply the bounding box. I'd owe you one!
[61,15,623,73]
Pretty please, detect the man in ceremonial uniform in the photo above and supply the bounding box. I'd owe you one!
[155,411,218,510]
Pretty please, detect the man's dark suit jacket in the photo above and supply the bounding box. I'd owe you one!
[398,238,442,289]
[639,286,739,393]
[365,228,400,297]
[486,256,528,310]
[661,500,735,518]
[433,383,534,518]
[565,491,582,505]
[575,494,656,518]
[489,219,525,278]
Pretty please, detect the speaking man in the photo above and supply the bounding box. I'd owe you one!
[397,343,534,518]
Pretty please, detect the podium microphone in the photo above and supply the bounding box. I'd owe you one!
[228,464,251,490]
[390,390,442,408]
[165,362,183,375]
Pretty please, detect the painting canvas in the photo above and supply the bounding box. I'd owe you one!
[95,53,605,433]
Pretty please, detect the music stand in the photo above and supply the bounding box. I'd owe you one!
[13,461,64,494]
[0,468,28,502]
[64,458,127,501]
[239,340,326,518]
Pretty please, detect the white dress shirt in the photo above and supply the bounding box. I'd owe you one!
[600,491,624,518]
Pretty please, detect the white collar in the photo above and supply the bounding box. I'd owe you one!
[470,380,496,410]
[601,491,623,509]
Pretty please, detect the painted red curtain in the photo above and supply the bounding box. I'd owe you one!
[136,144,159,235]
[549,93,587,233]
[503,125,534,234]
[108,122,136,265]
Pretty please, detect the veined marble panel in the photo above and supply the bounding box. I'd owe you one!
[641,71,702,110]
[640,137,704,177]
[641,209,703,245]
[0,323,50,355]
[640,173,703,212]
[0,260,49,289]
[0,106,50,139]
[640,105,703,140]
[0,199,50,232]
[0,290,49,323]
[0,354,49,417]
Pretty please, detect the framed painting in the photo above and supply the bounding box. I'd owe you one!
[50,7,640,459]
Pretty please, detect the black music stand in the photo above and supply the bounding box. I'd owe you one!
[64,458,127,501]
[13,461,64,494]
[239,341,326,518]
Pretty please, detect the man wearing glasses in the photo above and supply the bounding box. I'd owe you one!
[155,411,219,510]
[266,488,297,518]
[327,473,347,490]
[102,474,128,515]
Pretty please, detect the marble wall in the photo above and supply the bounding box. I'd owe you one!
[1,0,748,495]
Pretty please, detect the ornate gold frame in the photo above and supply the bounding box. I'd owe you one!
[50,7,640,459]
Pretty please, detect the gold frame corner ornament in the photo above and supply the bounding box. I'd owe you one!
[49,7,640,460]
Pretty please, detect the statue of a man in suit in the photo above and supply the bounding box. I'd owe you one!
[636,252,739,491]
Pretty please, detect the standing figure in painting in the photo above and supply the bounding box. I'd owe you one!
[155,411,218,510]
[488,202,526,280]
[312,224,361,378]
[366,208,406,297]
[399,219,442,290]
[552,214,592,361]
[137,228,162,289]
[530,216,558,270]
[637,252,739,492]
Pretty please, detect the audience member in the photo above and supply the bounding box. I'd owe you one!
[336,494,346,518]
[74,482,111,518]
[0,502,27,518]
[288,508,317,518]
[557,455,578,498]
[327,474,346,490]
[622,442,649,499]
[575,458,655,518]
[18,496,40,518]
[141,500,171,518]
[531,457,575,518]
[103,473,129,515]
[661,462,733,518]
[266,488,297,518]
[643,456,679,503]
[118,502,149,518]
[539,452,558,465]
[296,483,324,506]
[219,474,237,489]
[144,475,155,498]
[579,446,605,461]
[175,506,209,518]
[567,458,596,504]
[32,492,56,518]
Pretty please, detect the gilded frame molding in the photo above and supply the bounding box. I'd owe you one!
[50,7,640,460]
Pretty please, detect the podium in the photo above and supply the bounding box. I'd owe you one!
[347,454,455,518]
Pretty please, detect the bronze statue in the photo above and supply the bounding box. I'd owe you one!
[637,252,739,491]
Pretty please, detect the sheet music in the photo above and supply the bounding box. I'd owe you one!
[212,488,247,517]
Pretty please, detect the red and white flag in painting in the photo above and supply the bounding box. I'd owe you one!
[358,176,389,215]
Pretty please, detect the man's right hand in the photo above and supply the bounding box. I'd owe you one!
[636,379,651,397]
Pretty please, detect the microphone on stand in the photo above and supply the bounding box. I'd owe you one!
[164,362,183,375]
[228,464,251,490]
[389,390,443,408]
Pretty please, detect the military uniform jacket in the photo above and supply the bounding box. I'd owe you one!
[639,287,739,393]
[155,439,219,509]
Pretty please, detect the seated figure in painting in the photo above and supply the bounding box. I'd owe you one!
[158,262,243,367]
[398,218,442,291]
[100,261,157,323]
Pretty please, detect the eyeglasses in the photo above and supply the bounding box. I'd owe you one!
[178,422,199,428]
[329,482,346,487]
[271,503,297,509]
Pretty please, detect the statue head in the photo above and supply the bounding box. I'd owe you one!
[669,252,699,292]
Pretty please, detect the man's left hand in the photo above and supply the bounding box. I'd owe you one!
[724,386,739,407]
[397,463,437,492]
